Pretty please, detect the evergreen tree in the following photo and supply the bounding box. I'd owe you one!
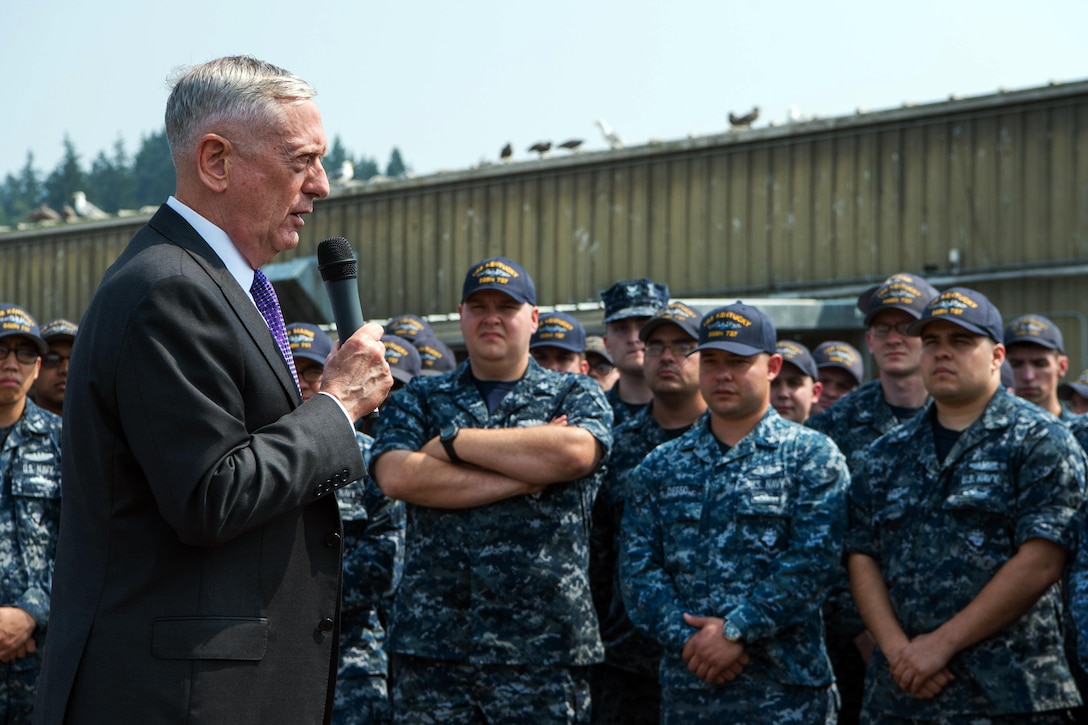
[44,136,87,211]
[87,137,137,214]
[324,136,349,173]
[132,130,175,206]
[355,155,380,181]
[385,147,407,178]
[1,153,44,222]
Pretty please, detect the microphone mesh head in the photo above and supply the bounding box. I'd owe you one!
[317,237,358,281]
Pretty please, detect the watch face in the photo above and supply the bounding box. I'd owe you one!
[441,424,458,440]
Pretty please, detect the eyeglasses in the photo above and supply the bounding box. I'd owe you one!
[298,366,323,384]
[869,321,913,338]
[0,344,40,364]
[42,352,71,369]
[645,341,698,358]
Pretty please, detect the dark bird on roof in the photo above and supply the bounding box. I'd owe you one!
[729,106,760,129]
[558,139,583,151]
[27,204,61,222]
[500,143,513,161]
[62,204,78,221]
[528,141,551,157]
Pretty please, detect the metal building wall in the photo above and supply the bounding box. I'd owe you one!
[2,80,1087,355]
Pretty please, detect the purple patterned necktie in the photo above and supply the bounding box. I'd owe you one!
[250,269,300,392]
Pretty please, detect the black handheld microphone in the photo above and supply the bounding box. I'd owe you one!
[317,237,365,344]
[318,237,380,420]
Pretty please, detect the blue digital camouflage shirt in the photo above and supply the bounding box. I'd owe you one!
[847,388,1085,718]
[1063,415,1088,678]
[336,432,405,681]
[605,383,648,430]
[370,358,612,666]
[620,408,848,691]
[807,379,928,642]
[0,399,62,671]
[592,404,702,676]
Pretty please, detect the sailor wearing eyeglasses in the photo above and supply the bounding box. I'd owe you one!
[806,272,939,725]
[0,303,61,721]
[32,319,78,417]
[591,301,706,724]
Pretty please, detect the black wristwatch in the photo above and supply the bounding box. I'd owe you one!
[440,424,462,464]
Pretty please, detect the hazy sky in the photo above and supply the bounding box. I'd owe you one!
[6,0,1087,182]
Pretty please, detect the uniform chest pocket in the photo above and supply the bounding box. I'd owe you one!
[737,479,791,554]
[11,472,62,500]
[942,475,1013,570]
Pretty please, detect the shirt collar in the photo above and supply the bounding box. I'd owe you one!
[166,196,256,301]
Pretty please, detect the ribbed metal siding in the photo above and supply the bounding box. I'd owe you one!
[3,82,1087,337]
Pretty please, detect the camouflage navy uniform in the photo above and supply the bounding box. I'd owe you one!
[1063,415,1088,712]
[847,389,1085,720]
[591,405,701,724]
[0,399,62,721]
[807,378,928,721]
[807,379,920,472]
[604,384,647,430]
[370,358,612,723]
[620,408,848,723]
[333,432,405,725]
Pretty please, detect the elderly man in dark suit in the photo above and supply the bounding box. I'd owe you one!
[34,56,392,725]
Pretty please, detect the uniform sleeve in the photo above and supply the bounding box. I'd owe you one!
[619,460,693,653]
[341,477,405,613]
[727,435,850,642]
[369,382,431,463]
[1013,422,1087,549]
[557,375,613,459]
[1069,504,1088,673]
[843,442,880,559]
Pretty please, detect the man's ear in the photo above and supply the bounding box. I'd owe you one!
[196,134,233,193]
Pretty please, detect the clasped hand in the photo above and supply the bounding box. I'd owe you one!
[680,613,749,685]
[886,632,956,699]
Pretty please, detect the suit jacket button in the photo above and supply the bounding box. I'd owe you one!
[325,532,342,547]
[318,617,335,633]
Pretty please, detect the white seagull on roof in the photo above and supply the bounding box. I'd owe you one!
[595,119,624,149]
[72,191,109,220]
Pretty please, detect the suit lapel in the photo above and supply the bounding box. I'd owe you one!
[149,206,303,407]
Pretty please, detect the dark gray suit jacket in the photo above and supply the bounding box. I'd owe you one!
[34,206,364,724]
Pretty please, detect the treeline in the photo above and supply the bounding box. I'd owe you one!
[0,132,410,227]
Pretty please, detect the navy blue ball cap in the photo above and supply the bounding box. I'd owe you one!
[462,257,536,305]
[412,335,457,375]
[382,334,422,384]
[584,336,612,364]
[906,287,1003,342]
[40,318,78,342]
[1059,369,1088,401]
[812,341,864,385]
[1003,314,1064,353]
[531,311,586,353]
[601,278,669,324]
[386,313,433,340]
[0,303,49,356]
[861,273,939,326]
[639,301,703,342]
[775,340,818,380]
[693,301,777,356]
[286,322,333,365]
